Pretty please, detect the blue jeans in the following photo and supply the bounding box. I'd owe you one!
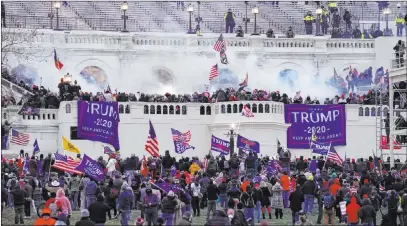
[182,204,191,215]
[244,207,255,226]
[282,190,290,208]
[86,195,97,209]
[219,194,228,209]
[255,201,261,223]
[292,211,299,225]
[120,209,131,226]
[160,212,174,226]
[303,194,314,214]
[397,25,404,36]
[70,191,79,210]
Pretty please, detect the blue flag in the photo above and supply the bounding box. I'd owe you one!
[74,154,105,181]
[311,141,330,155]
[171,128,195,154]
[236,135,260,153]
[33,139,40,155]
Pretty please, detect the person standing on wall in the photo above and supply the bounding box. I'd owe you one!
[395,14,405,37]
[224,8,236,34]
[303,11,315,35]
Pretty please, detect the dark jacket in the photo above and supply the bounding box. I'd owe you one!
[289,189,304,212]
[75,217,96,226]
[206,210,231,226]
[11,188,26,206]
[207,183,219,201]
[359,199,376,223]
[161,196,177,214]
[302,180,316,195]
[162,154,173,169]
[88,201,109,223]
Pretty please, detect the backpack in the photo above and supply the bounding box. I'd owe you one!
[244,192,255,208]
[223,160,229,169]
[323,194,334,209]
[231,158,239,168]
[109,188,119,199]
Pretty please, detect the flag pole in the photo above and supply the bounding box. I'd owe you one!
[47,154,53,182]
[323,142,332,170]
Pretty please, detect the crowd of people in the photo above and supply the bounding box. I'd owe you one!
[1,148,407,226]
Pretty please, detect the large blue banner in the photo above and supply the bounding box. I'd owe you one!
[77,101,120,150]
[75,154,104,181]
[284,104,346,149]
[237,135,260,153]
[210,135,230,155]
[311,141,330,155]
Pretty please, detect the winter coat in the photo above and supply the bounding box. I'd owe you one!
[271,183,284,209]
[56,188,72,215]
[359,199,376,224]
[346,196,360,223]
[88,200,109,223]
[74,217,95,226]
[289,189,304,212]
[302,180,316,195]
[10,187,26,206]
[189,163,200,176]
[118,187,133,210]
[280,175,290,191]
[205,210,231,226]
[28,159,38,177]
[68,177,80,192]
[161,196,178,214]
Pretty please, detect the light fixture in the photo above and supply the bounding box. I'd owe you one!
[251,6,259,15]
[383,8,392,15]
[316,7,323,15]
[54,1,61,9]
[121,2,128,11]
[187,4,194,12]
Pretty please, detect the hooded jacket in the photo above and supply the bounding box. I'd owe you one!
[189,162,200,176]
[329,178,341,196]
[346,196,360,223]
[118,183,134,210]
[206,210,231,226]
[56,188,72,215]
[359,199,376,223]
[161,195,178,214]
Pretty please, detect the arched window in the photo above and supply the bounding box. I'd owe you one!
[150,105,155,114]
[206,106,211,115]
[200,106,205,115]
[233,104,238,113]
[239,104,243,112]
[52,114,56,119]
[265,104,270,113]
[227,104,232,113]
[66,104,71,113]
[119,105,124,114]
[364,107,370,116]
[272,104,276,113]
[358,107,363,116]
[371,107,376,116]
[182,106,187,115]
[176,105,180,115]
[23,115,26,120]
[42,114,45,119]
[377,107,381,116]
[47,114,51,119]
[163,105,168,114]
[28,116,31,120]
[125,105,130,114]
[221,105,226,114]
[144,105,149,114]
[259,104,263,113]
[156,105,162,114]
[252,104,257,113]
[169,105,174,114]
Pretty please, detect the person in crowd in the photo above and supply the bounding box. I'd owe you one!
[295,211,313,225]
[346,196,361,226]
[161,190,178,226]
[303,11,315,35]
[266,28,275,38]
[241,185,256,226]
[68,174,80,211]
[34,208,57,226]
[118,182,134,226]
[395,13,405,37]
[260,181,272,220]
[384,190,399,226]
[55,188,72,218]
[79,175,90,210]
[289,185,304,225]
[224,8,236,33]
[286,26,295,38]
[236,25,244,37]
[393,40,405,68]
[144,186,160,226]
[10,182,26,224]
[177,211,192,226]
[359,198,376,226]
[75,209,95,226]
[85,178,100,208]
[206,209,231,226]
[302,174,315,214]
[280,171,290,208]
[55,212,68,225]
[322,189,336,225]
[88,194,109,225]
[206,179,218,220]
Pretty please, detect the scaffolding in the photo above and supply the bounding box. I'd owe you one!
[386,52,407,168]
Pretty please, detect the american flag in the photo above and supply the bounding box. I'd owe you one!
[242,105,254,117]
[145,120,159,157]
[327,145,343,165]
[202,158,208,171]
[349,187,358,194]
[209,64,219,80]
[379,185,385,192]
[103,146,120,159]
[172,129,191,143]
[10,129,30,146]
[213,34,226,52]
[52,152,82,175]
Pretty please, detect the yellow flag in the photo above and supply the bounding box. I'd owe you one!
[62,136,80,154]
[311,131,317,142]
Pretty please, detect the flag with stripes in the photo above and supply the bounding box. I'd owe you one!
[171,165,177,177]
[209,64,219,80]
[171,128,195,154]
[379,185,385,192]
[52,152,82,174]
[145,120,159,157]
[213,34,226,52]
[10,129,30,146]
[349,187,358,194]
[103,146,120,159]
[327,145,343,165]
[242,105,254,117]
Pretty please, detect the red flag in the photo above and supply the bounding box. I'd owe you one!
[54,49,64,70]
[380,135,401,149]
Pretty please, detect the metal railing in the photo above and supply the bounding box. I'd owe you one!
[391,51,407,69]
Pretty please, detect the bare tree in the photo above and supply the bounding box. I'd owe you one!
[1,28,50,68]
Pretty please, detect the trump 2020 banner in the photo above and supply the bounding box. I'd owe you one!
[210,135,230,155]
[77,101,120,150]
[311,141,330,155]
[75,154,104,181]
[237,135,260,153]
[284,104,346,149]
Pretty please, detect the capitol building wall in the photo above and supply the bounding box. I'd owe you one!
[2,29,403,159]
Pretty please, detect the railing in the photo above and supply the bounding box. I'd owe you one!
[391,51,407,70]
[1,78,34,96]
